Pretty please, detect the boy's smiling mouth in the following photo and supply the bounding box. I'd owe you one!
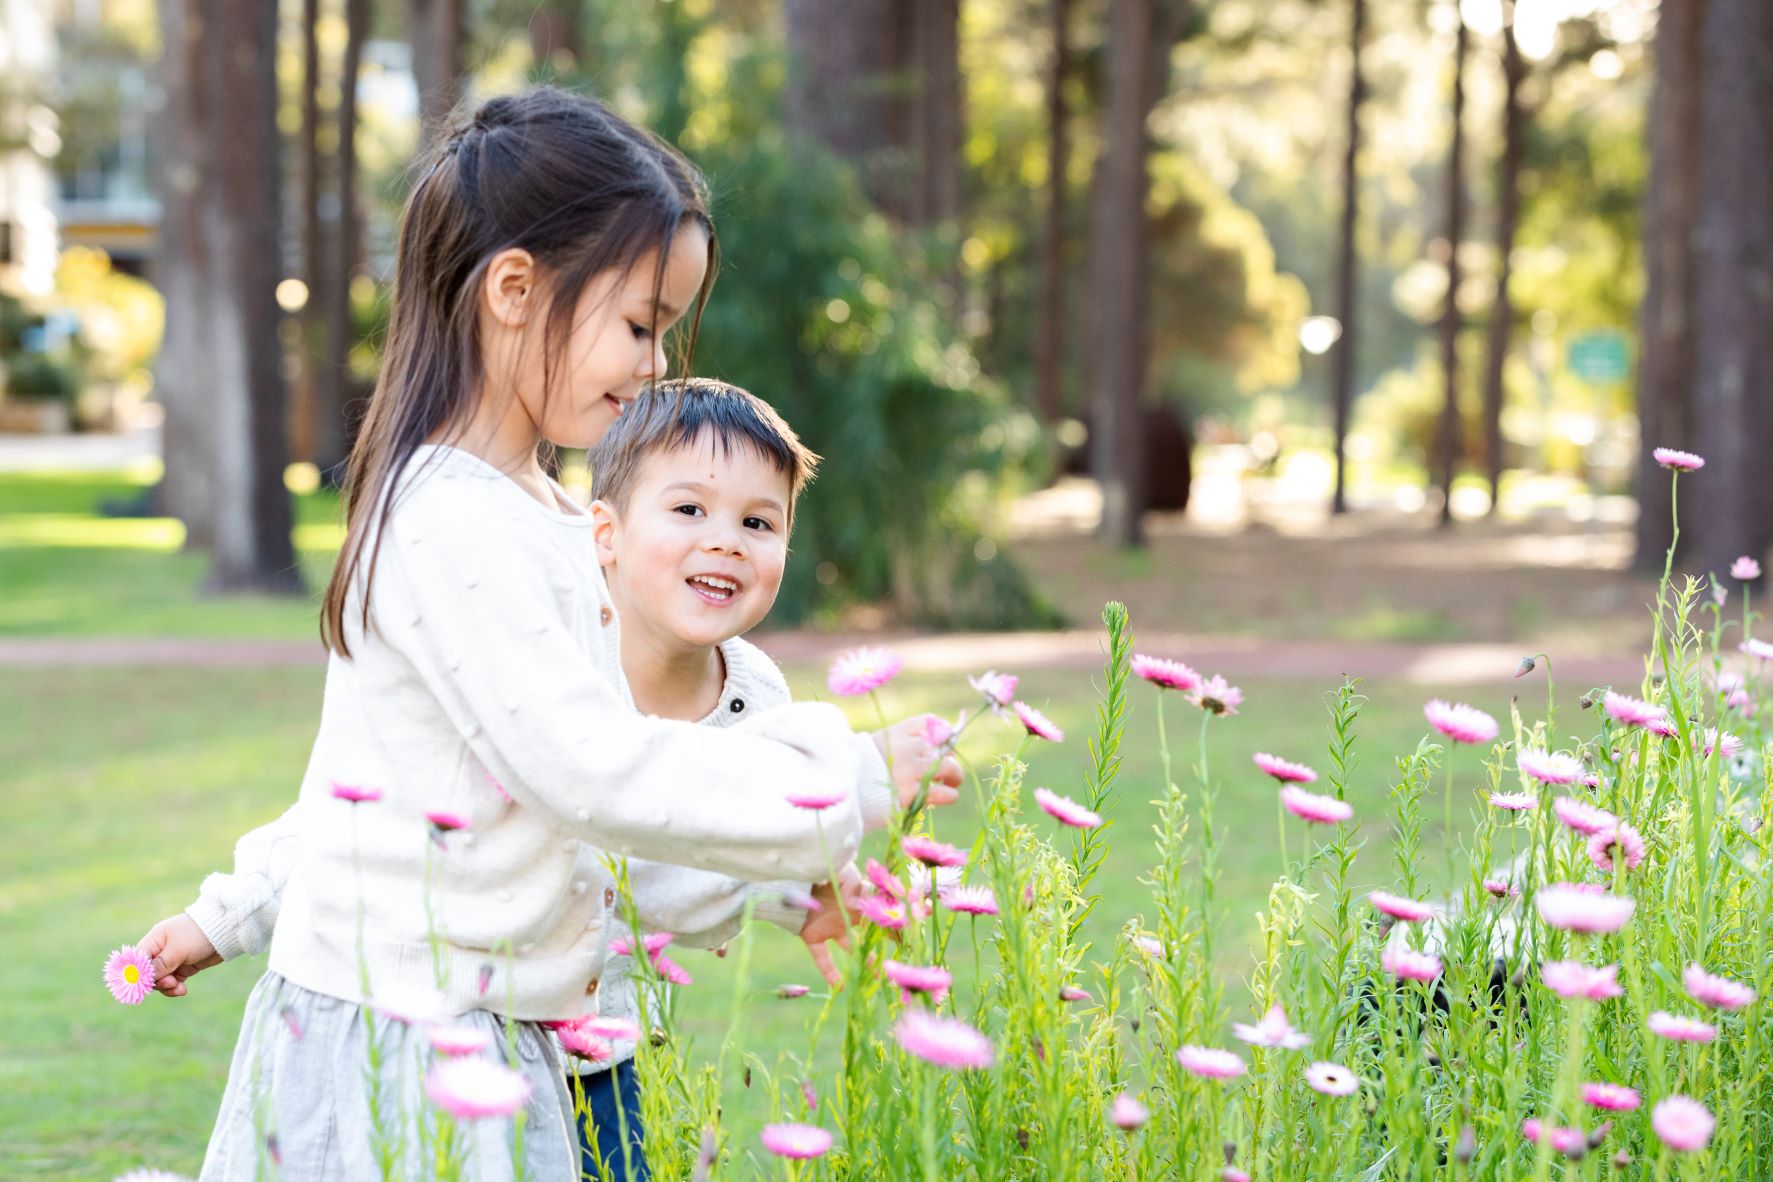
[686,573,742,604]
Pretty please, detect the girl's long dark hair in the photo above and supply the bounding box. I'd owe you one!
[322,87,716,656]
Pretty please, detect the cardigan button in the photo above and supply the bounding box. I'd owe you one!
[730,698,745,713]
[600,606,613,626]
[585,977,600,996]
[603,887,616,907]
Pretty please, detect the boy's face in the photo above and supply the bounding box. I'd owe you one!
[591,437,793,651]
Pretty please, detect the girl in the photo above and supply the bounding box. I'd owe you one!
[147,88,959,1180]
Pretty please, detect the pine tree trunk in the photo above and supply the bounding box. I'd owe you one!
[1633,0,1703,571]
[1329,0,1365,515]
[1481,6,1524,516]
[1034,0,1071,425]
[783,0,899,197]
[910,0,962,225]
[1434,15,1467,527]
[291,0,322,465]
[315,0,369,478]
[408,0,465,147]
[1689,0,1773,576]
[529,0,583,72]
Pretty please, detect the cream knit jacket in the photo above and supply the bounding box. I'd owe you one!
[185,445,890,1021]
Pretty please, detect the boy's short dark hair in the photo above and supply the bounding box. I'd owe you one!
[589,378,820,527]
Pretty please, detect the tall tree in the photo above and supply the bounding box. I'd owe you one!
[1633,0,1703,570]
[316,0,370,477]
[1434,10,1468,527]
[1689,0,1773,576]
[1329,0,1366,515]
[529,0,584,72]
[906,0,962,225]
[1034,0,1071,425]
[1480,1,1525,515]
[293,0,323,464]
[407,0,466,146]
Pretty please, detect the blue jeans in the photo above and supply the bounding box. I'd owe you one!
[569,1060,648,1182]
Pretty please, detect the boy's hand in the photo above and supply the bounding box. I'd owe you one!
[137,913,222,998]
[874,716,963,811]
[798,865,865,988]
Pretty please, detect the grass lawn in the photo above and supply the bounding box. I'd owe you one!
[0,659,1518,1179]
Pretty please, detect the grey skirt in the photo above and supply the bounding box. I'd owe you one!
[200,972,579,1181]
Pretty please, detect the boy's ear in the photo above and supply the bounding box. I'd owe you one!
[589,499,620,568]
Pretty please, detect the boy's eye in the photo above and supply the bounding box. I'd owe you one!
[744,516,774,532]
[674,504,703,517]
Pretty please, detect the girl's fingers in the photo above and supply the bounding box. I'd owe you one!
[934,756,962,787]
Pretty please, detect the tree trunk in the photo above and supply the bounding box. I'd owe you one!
[1689,0,1773,576]
[910,0,962,225]
[314,0,369,478]
[529,0,583,72]
[407,0,466,147]
[783,0,899,195]
[1481,4,1524,516]
[1434,14,1467,527]
[1633,0,1703,571]
[1034,0,1071,425]
[291,0,322,465]
[192,0,300,591]
[1329,0,1365,515]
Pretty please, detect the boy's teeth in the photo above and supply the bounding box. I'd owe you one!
[690,575,738,595]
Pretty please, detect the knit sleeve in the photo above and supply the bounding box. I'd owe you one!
[184,802,304,961]
[369,478,890,884]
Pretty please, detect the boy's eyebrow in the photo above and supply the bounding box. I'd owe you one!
[661,480,785,513]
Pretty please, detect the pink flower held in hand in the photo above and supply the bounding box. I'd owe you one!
[919,713,958,749]
[760,1122,833,1160]
[883,959,952,1002]
[1131,654,1202,692]
[1232,1003,1312,1049]
[609,936,634,956]
[1424,699,1500,744]
[1489,791,1539,811]
[1189,675,1243,716]
[653,953,693,986]
[1012,700,1065,742]
[854,892,909,931]
[429,1024,495,1056]
[1684,963,1757,1010]
[1588,823,1645,873]
[865,857,907,900]
[1253,752,1318,784]
[1733,556,1762,580]
[1653,447,1705,472]
[576,1017,642,1042]
[1648,1011,1717,1042]
[1541,960,1624,1001]
[425,1057,531,1119]
[1582,1083,1641,1112]
[103,945,156,1005]
[1382,948,1442,982]
[893,1009,994,1070]
[968,670,1019,708]
[1652,1095,1715,1152]
[827,646,903,696]
[330,781,382,803]
[1369,891,1434,923]
[642,932,674,956]
[902,834,968,868]
[1305,1061,1358,1096]
[556,1023,614,1063]
[1111,1092,1149,1131]
[1033,786,1101,828]
[1280,785,1354,825]
[1602,691,1667,728]
[425,810,470,833]
[785,788,847,810]
[1176,1045,1246,1080]
[1534,883,1635,933]
[1518,749,1586,786]
[1553,796,1618,836]
[939,884,999,915]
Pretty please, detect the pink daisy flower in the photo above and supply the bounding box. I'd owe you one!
[893,1010,994,1070]
[578,1017,642,1042]
[1280,785,1354,825]
[1684,963,1757,1010]
[902,834,968,868]
[1581,1083,1641,1112]
[1521,1118,1589,1157]
[785,788,847,810]
[760,1122,833,1160]
[1131,654,1202,692]
[1648,1011,1717,1042]
[1369,891,1434,923]
[1189,675,1243,716]
[1033,786,1101,829]
[939,884,999,915]
[1588,823,1645,873]
[1518,749,1586,786]
[865,858,907,900]
[103,945,156,1005]
[425,1057,531,1119]
[653,953,693,986]
[1131,934,1166,958]
[1253,752,1318,784]
[1652,447,1705,472]
[1176,1045,1247,1080]
[854,892,909,931]
[428,1024,495,1057]
[1652,1095,1715,1151]
[1602,691,1667,728]
[920,714,958,749]
[1231,1003,1312,1049]
[1222,1170,1252,1182]
[1489,791,1539,811]
[1012,700,1065,742]
[609,936,634,956]
[778,984,811,999]
[1733,556,1762,581]
[1553,796,1618,836]
[1534,883,1635,933]
[1743,638,1773,661]
[1646,714,1678,738]
[1382,947,1442,983]
[1701,728,1743,758]
[827,646,903,696]
[425,810,470,833]
[1541,960,1624,1001]
[1484,878,1518,898]
[557,1023,614,1063]
[1423,699,1500,744]
[1111,1092,1149,1131]
[883,959,952,1002]
[330,781,382,803]
[1059,985,1092,1003]
[968,670,1019,709]
[1305,1061,1358,1096]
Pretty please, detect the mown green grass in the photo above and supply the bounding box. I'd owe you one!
[0,660,1509,1178]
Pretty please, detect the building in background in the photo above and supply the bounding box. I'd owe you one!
[0,0,62,296]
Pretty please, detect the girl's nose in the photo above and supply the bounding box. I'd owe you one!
[637,337,669,382]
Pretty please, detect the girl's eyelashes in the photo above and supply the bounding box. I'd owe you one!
[629,321,653,341]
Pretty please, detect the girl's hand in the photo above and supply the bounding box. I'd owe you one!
[137,913,222,998]
[798,864,865,987]
[873,716,963,810]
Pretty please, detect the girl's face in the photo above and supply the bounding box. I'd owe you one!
[503,223,711,452]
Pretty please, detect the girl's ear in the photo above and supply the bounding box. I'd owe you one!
[482,248,537,328]
[589,499,620,569]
